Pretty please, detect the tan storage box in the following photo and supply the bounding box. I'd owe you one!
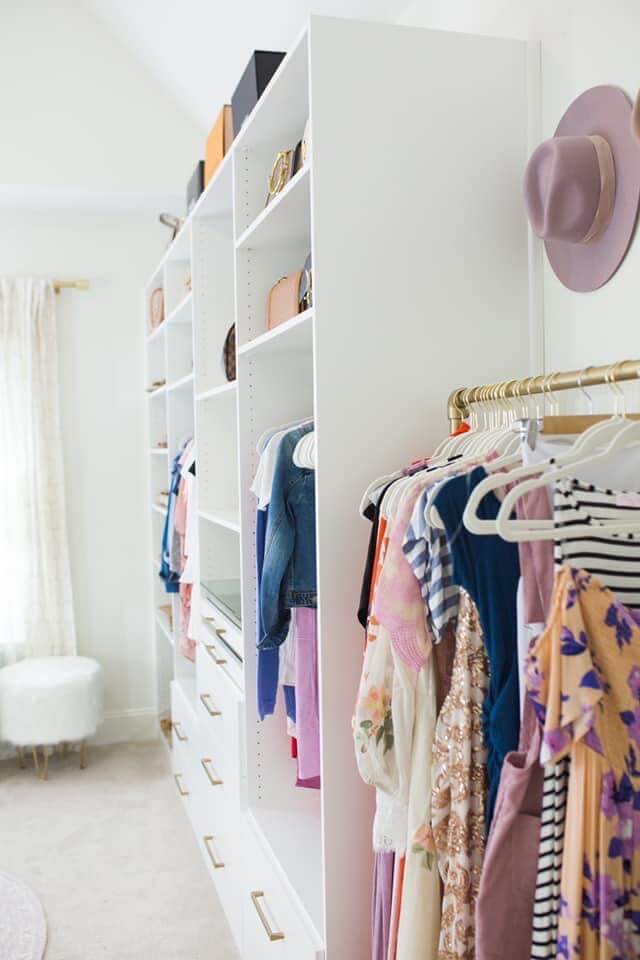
[205,105,234,186]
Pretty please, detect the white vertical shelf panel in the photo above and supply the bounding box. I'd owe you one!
[308,15,529,958]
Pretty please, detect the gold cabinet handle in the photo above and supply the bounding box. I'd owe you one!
[200,693,222,717]
[204,643,227,666]
[200,757,223,787]
[174,773,189,796]
[250,891,285,942]
[172,721,188,741]
[203,835,225,869]
[203,616,227,637]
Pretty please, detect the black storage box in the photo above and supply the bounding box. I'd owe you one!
[231,50,285,136]
[186,161,204,214]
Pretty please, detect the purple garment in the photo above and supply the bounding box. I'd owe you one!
[371,851,394,960]
[475,701,542,960]
[515,488,554,624]
[293,607,320,782]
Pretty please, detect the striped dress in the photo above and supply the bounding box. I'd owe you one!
[530,476,640,958]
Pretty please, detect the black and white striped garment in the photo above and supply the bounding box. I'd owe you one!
[530,475,640,959]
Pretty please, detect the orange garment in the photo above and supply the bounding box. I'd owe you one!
[527,567,640,959]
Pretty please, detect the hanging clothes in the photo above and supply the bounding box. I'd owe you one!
[434,466,521,825]
[527,566,640,960]
[432,590,488,960]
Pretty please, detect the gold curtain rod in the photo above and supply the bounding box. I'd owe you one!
[53,279,89,294]
[448,358,640,429]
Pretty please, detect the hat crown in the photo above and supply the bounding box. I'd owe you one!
[524,136,603,243]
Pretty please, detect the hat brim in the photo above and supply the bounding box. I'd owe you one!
[544,85,640,293]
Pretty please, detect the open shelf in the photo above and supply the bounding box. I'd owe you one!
[193,149,234,220]
[199,508,240,534]
[197,381,237,402]
[146,384,167,399]
[166,291,193,326]
[165,222,191,265]
[236,164,310,252]
[147,322,165,344]
[166,372,194,393]
[239,308,313,358]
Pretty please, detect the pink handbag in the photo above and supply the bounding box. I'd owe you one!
[266,271,303,331]
[475,701,543,960]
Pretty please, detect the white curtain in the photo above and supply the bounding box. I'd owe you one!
[0,277,76,664]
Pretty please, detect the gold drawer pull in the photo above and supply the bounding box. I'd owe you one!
[250,891,285,942]
[200,693,222,717]
[200,757,223,787]
[203,835,225,869]
[203,616,227,636]
[172,721,188,741]
[204,643,227,666]
[173,773,189,796]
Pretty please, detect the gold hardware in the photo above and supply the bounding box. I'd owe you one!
[174,774,189,796]
[201,758,223,787]
[448,357,640,430]
[172,721,188,741]
[267,150,293,199]
[200,693,222,717]
[250,891,285,942]
[53,279,89,294]
[203,835,225,869]
[203,617,227,637]
[204,643,228,666]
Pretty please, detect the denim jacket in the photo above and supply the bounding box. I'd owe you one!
[259,424,316,648]
[159,450,182,593]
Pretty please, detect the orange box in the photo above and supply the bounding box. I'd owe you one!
[205,105,234,186]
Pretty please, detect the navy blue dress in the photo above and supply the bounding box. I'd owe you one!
[434,466,521,826]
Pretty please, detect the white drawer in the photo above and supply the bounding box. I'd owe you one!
[191,771,244,947]
[196,641,244,798]
[241,818,324,960]
[171,679,197,747]
[200,598,244,686]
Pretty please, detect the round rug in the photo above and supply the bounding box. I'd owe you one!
[0,872,47,960]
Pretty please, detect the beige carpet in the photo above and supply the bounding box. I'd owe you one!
[0,741,240,959]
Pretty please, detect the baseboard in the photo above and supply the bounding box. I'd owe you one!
[91,707,158,746]
[0,708,158,760]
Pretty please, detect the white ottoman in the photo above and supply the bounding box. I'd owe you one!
[0,656,103,778]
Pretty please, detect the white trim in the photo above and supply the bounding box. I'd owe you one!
[91,707,157,746]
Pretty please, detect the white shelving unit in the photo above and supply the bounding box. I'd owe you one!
[143,16,530,959]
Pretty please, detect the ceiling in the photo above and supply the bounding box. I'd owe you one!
[85,0,410,132]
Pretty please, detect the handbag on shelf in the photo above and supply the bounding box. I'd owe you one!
[222,324,236,382]
[149,288,164,331]
[298,254,313,311]
[266,149,294,205]
[267,272,303,330]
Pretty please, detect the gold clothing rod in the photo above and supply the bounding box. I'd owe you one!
[53,279,89,294]
[448,358,640,429]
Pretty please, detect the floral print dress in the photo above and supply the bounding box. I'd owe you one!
[431,589,488,960]
[526,566,640,959]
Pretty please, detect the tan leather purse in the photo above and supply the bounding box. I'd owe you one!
[267,272,303,330]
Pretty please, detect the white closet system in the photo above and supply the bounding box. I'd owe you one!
[143,16,531,958]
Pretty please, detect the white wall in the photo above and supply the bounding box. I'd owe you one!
[400,0,640,394]
[0,0,202,212]
[0,210,166,743]
[0,0,201,744]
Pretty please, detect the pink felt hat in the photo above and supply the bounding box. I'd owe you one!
[524,85,640,292]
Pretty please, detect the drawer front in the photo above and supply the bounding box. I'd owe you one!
[196,642,243,796]
[171,681,197,747]
[191,766,244,947]
[200,599,244,686]
[241,819,324,960]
